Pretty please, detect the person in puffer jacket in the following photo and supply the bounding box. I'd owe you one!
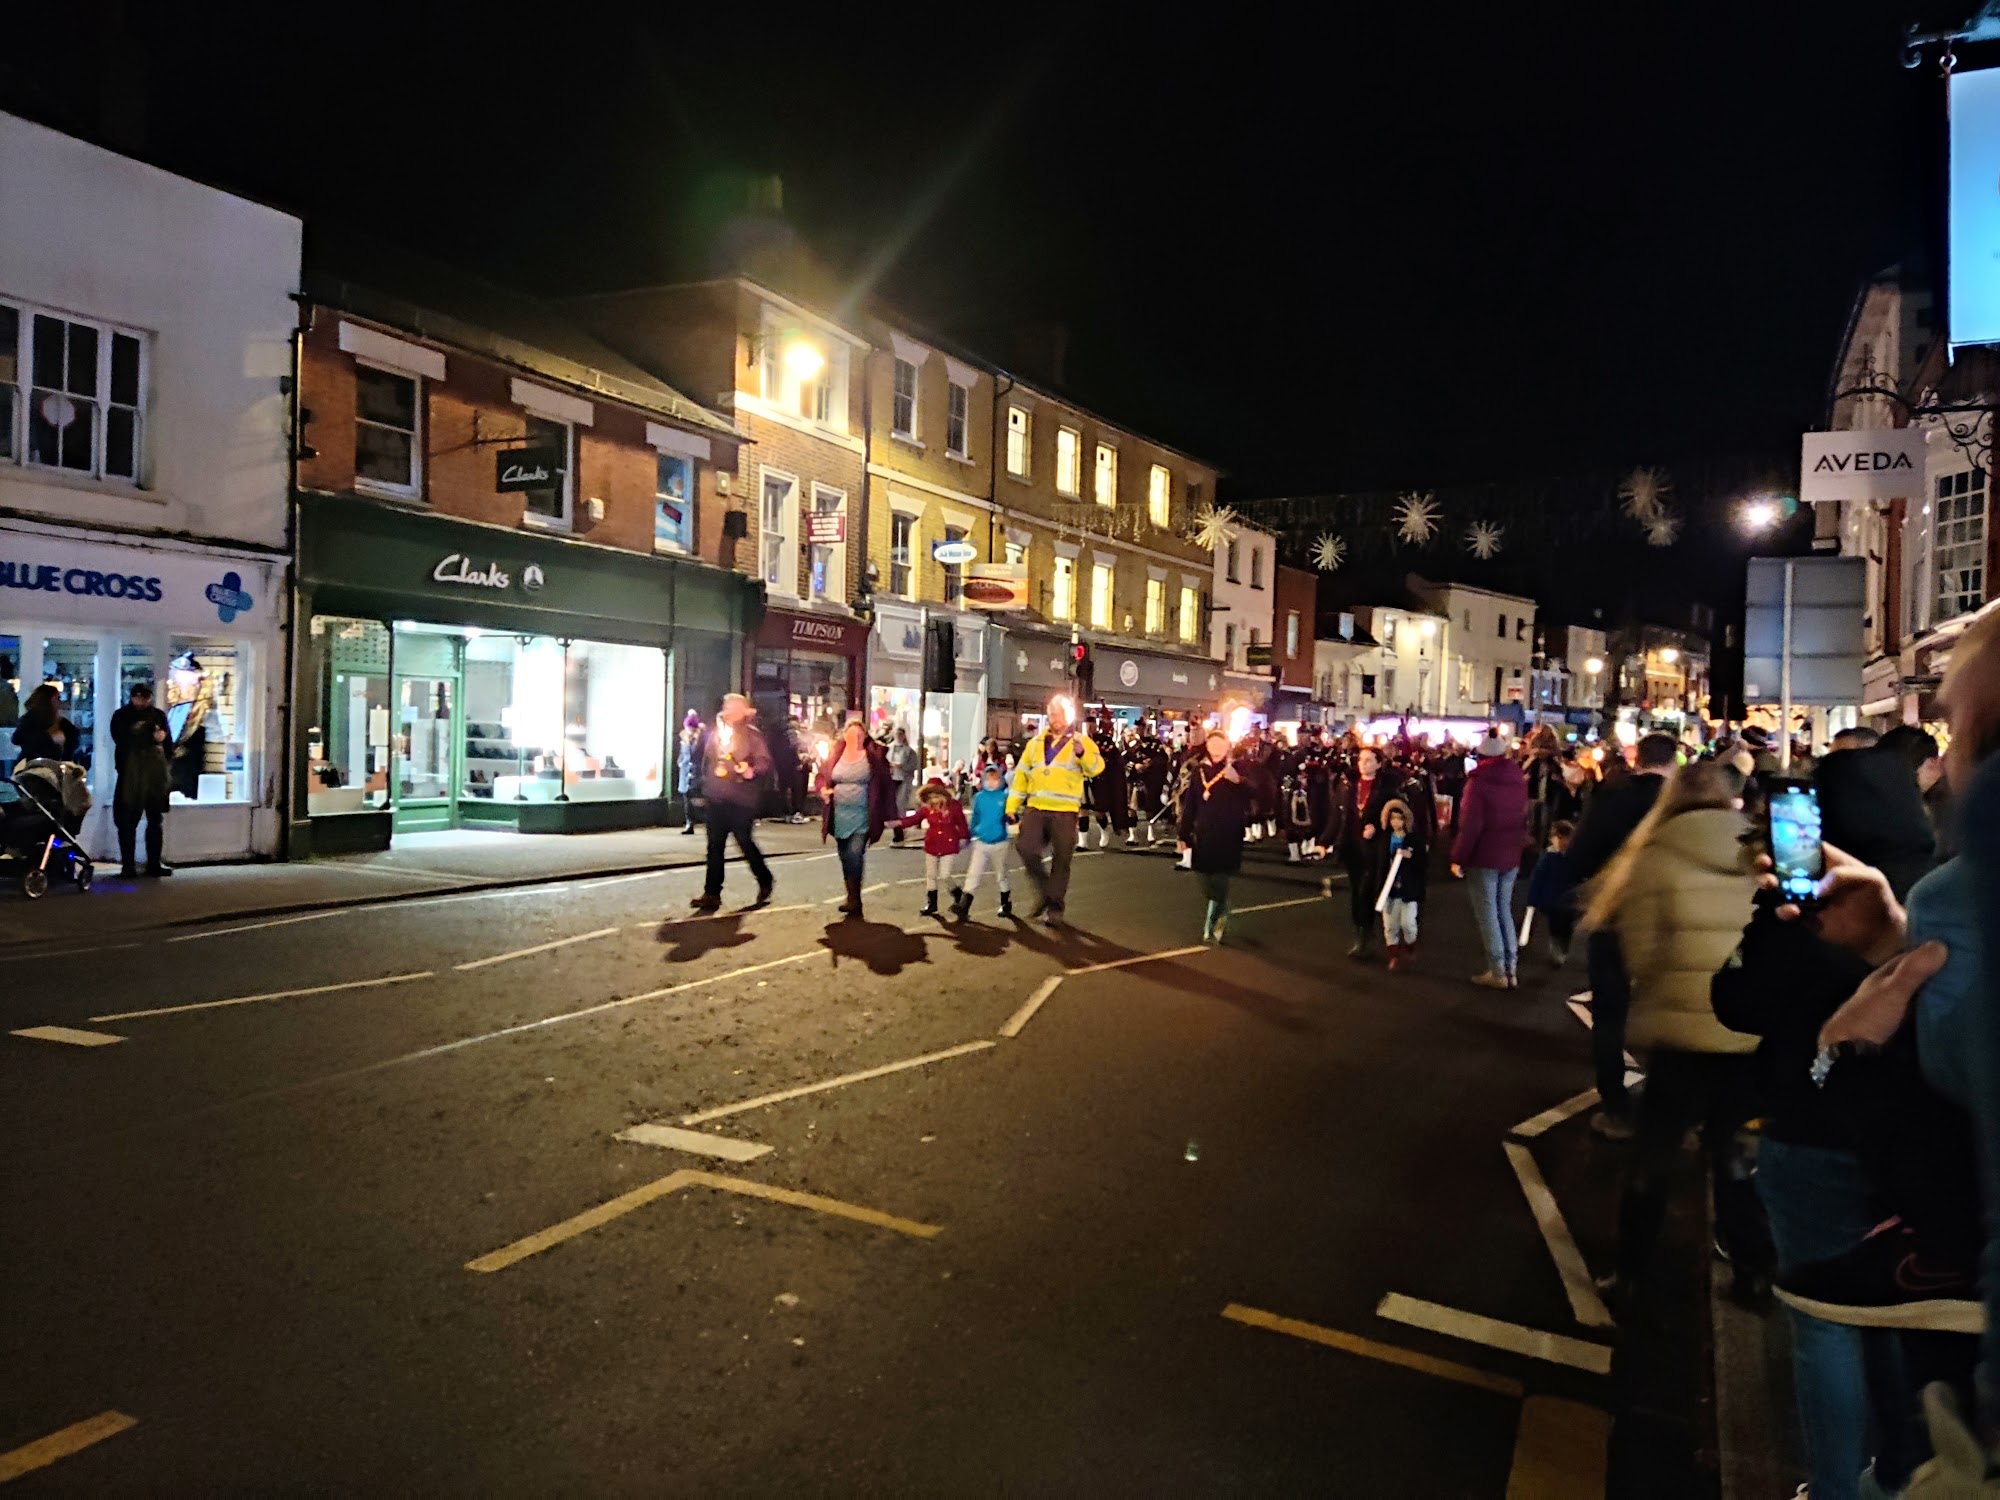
[1582,760,1772,1303]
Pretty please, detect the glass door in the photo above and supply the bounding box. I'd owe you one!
[392,671,461,833]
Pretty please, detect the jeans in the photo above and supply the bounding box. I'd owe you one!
[1465,866,1518,975]
[703,801,772,899]
[834,828,868,884]
[1382,899,1420,946]
[1758,1140,1920,1499]
[1587,931,1635,1115]
[1016,809,1079,907]
[1615,1050,1773,1280]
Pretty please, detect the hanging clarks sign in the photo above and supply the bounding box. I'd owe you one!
[495,446,561,493]
[1799,430,1926,504]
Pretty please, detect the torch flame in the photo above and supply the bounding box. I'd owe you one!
[717,723,734,755]
[814,737,831,761]
[1226,706,1252,744]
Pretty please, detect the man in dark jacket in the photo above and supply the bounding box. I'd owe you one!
[108,682,173,879]
[1325,746,1402,958]
[691,693,775,913]
[1567,730,1680,1135]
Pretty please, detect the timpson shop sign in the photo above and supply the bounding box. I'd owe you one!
[760,609,865,653]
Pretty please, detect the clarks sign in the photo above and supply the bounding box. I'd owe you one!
[433,553,545,593]
[1800,430,1927,504]
[495,446,560,493]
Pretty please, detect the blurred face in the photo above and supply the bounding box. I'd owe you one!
[1387,810,1406,835]
[1204,732,1230,761]
[843,720,865,749]
[1358,749,1381,778]
[983,767,1004,791]
[719,696,751,727]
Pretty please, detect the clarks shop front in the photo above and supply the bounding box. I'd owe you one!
[291,496,756,854]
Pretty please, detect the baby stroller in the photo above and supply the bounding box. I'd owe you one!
[0,759,95,898]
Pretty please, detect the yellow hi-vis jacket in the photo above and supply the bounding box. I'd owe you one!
[1006,729,1106,816]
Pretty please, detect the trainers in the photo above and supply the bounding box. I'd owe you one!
[1775,1221,1982,1332]
[1039,903,1066,928]
[1589,1110,1634,1141]
[1471,971,1509,990]
[1212,913,1227,945]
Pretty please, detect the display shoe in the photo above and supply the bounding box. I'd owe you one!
[1775,1220,1983,1332]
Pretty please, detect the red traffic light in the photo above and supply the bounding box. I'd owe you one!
[1071,643,1088,661]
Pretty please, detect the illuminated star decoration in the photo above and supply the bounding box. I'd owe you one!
[1311,533,1347,572]
[1618,466,1673,524]
[1465,520,1504,561]
[1644,510,1682,547]
[1191,505,1240,553]
[1393,491,1442,545]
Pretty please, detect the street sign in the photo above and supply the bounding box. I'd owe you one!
[495,446,560,493]
[1744,556,1865,707]
[1244,643,1274,669]
[931,539,978,566]
[1799,430,1926,504]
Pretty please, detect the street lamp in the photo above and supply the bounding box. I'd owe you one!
[1584,656,1603,709]
[1741,498,1781,533]
[784,339,825,381]
[1660,646,1680,665]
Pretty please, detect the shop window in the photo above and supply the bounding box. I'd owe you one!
[891,358,919,440]
[890,511,917,599]
[38,638,97,768]
[1149,464,1171,529]
[942,525,968,606]
[654,451,695,554]
[11,301,146,483]
[761,469,800,598]
[307,616,390,815]
[1056,427,1081,496]
[946,380,970,458]
[562,639,666,801]
[355,365,421,497]
[1179,584,1199,643]
[0,635,18,777]
[520,416,572,529]
[166,638,248,803]
[1145,577,1166,635]
[1052,555,1076,621]
[809,485,847,603]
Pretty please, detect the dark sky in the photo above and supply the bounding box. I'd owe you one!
[3,4,1970,510]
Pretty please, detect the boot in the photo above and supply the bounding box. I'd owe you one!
[840,877,864,918]
[1286,842,1301,863]
[118,824,138,880]
[1385,942,1404,971]
[951,887,969,918]
[921,891,939,917]
[997,890,1014,919]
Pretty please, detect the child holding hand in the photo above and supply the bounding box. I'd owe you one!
[899,775,971,917]
[957,763,1016,919]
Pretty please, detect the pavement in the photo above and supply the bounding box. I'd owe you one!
[1,834,1767,1495]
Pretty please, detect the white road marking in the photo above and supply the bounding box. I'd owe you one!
[11,1025,126,1047]
[1376,1292,1613,1376]
[312,861,465,885]
[166,909,345,943]
[1230,894,1330,915]
[91,971,434,1022]
[821,882,890,904]
[678,1040,996,1126]
[1065,943,1209,976]
[1512,1074,1647,1138]
[454,926,622,972]
[637,903,814,929]
[1000,975,1065,1039]
[1567,1000,1592,1028]
[613,1123,775,1162]
[1503,1142,1616,1330]
[0,941,143,965]
[1571,990,1592,1004]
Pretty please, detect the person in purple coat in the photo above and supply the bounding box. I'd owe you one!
[1452,732,1530,988]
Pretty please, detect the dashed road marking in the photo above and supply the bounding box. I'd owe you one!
[613,1123,773,1162]
[1506,1396,1611,1500]
[466,1167,939,1273]
[1376,1293,1613,1376]
[166,909,345,943]
[1229,895,1330,915]
[1503,1142,1616,1330]
[1065,943,1208,977]
[1221,1303,1523,1397]
[10,1025,125,1048]
[91,971,435,1023]
[0,1410,137,1482]
[677,1040,997,1125]
[1000,975,1064,1039]
[454,927,621,972]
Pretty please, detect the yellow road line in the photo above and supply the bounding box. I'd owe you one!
[91,971,434,1023]
[677,1040,996,1125]
[1229,895,1329,915]
[1000,975,1065,1038]
[1505,1396,1610,1500]
[1221,1304,1523,1397]
[466,1167,939,1273]
[0,1410,137,1483]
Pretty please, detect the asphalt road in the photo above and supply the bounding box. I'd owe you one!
[0,836,1712,1496]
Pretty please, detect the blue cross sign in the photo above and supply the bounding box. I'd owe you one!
[205,571,254,624]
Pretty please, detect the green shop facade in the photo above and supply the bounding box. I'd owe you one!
[290,495,758,855]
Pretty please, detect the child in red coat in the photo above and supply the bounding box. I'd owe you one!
[899,775,971,917]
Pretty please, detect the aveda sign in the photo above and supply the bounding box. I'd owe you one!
[1799,430,1927,504]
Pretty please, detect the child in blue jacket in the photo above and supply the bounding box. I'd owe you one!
[1523,818,1578,965]
[955,763,1015,919]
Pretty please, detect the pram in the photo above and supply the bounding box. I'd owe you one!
[0,759,95,898]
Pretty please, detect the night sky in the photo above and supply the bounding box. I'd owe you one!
[5,2,1977,619]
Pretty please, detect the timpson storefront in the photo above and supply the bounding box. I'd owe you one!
[750,606,868,739]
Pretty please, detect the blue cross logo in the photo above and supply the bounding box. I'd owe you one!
[205,571,253,624]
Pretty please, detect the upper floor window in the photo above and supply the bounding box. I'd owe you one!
[1497,613,1508,639]
[1145,577,1166,635]
[890,511,916,599]
[2,300,146,483]
[757,318,847,431]
[1051,554,1076,619]
[1089,560,1114,629]
[354,365,421,498]
[762,469,800,598]
[942,524,968,606]
[1006,406,1030,478]
[1148,464,1171,528]
[1224,622,1238,661]
[1936,467,1988,623]
[1094,443,1118,508]
[1286,611,1300,658]
[520,416,572,529]
[654,451,694,554]
[891,358,919,440]
[946,380,970,458]
[1179,583,1200,643]
[1249,547,1263,588]
[1004,537,1027,568]
[1055,426,1081,496]
[1224,538,1240,582]
[1382,615,1398,649]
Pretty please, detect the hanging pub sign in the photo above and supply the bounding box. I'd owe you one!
[496,446,562,493]
[962,563,1029,611]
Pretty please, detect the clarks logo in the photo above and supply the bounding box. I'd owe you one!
[499,460,552,487]
[433,554,510,589]
[1813,451,1915,473]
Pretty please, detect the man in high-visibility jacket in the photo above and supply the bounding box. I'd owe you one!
[1006,698,1106,925]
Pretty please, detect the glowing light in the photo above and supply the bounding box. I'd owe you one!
[1660,647,1680,664]
[1584,657,1604,674]
[1742,499,1780,532]
[1226,706,1253,743]
[717,723,734,755]
[1420,619,1437,638]
[783,340,825,381]
[814,737,831,761]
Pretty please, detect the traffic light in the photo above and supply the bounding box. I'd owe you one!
[1069,640,1094,704]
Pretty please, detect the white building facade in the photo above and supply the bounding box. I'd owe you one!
[1412,579,1538,718]
[1211,520,1278,707]
[0,112,301,862]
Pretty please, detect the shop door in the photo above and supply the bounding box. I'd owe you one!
[392,667,462,833]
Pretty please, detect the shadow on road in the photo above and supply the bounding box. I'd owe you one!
[817,918,931,975]
[652,911,756,963]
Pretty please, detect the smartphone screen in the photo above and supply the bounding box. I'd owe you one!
[1766,780,1825,901]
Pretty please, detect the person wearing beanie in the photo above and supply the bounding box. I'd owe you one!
[677,710,703,834]
[1451,732,1529,988]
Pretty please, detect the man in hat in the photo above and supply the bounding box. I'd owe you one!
[109,681,173,878]
[691,694,774,913]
